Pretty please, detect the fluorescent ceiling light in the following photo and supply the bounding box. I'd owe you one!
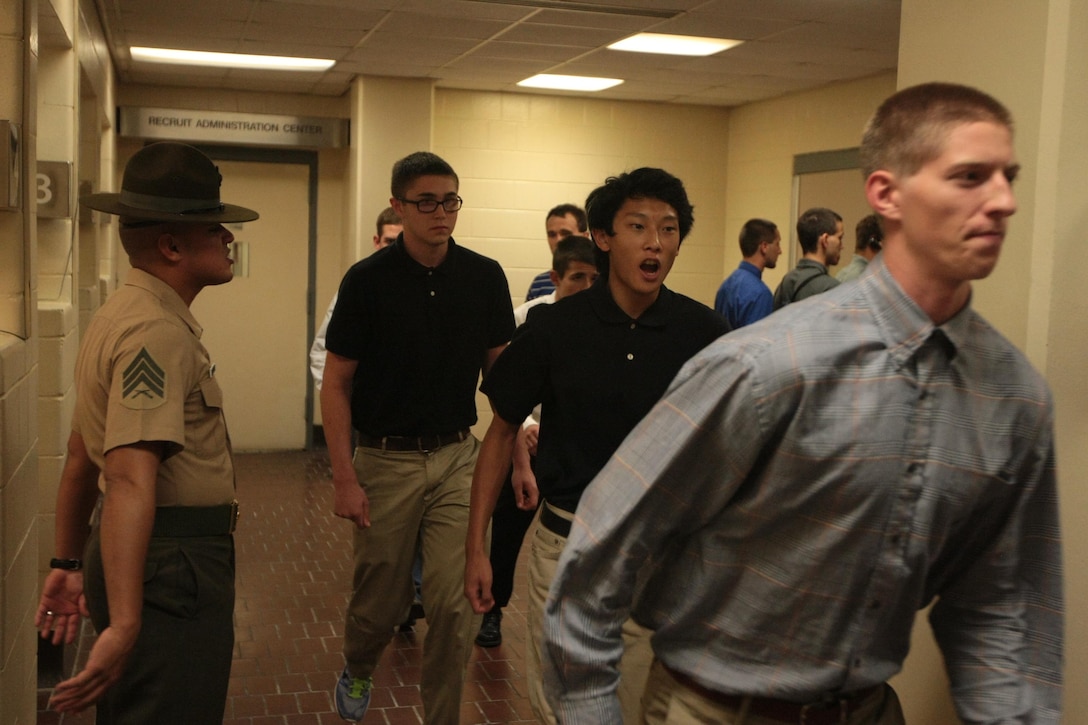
[130,47,335,72]
[608,33,743,57]
[517,74,623,92]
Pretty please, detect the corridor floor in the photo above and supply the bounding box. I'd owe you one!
[37,449,537,724]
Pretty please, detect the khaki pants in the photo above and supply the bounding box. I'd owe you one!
[527,503,654,724]
[642,660,906,725]
[343,437,481,725]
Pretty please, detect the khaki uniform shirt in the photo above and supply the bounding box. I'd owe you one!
[73,268,234,506]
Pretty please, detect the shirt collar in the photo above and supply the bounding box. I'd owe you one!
[588,278,675,328]
[392,234,459,276]
[797,258,829,273]
[861,257,967,366]
[739,260,762,278]
[124,268,203,338]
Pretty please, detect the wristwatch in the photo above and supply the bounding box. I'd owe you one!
[49,558,83,571]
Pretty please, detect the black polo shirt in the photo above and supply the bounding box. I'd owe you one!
[481,280,728,512]
[326,236,514,437]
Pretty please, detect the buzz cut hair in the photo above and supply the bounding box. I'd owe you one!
[738,219,778,257]
[860,82,1013,179]
[547,203,588,232]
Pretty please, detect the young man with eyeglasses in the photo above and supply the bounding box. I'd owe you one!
[321,151,515,724]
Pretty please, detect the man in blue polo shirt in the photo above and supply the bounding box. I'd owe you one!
[464,167,728,724]
[714,217,782,330]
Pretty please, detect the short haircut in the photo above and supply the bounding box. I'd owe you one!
[855,213,883,252]
[376,206,401,236]
[551,235,597,278]
[860,82,1014,179]
[738,218,778,257]
[118,223,163,260]
[547,203,588,232]
[390,152,458,199]
[796,207,842,254]
[585,167,694,240]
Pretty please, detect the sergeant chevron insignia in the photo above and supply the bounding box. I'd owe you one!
[121,347,167,410]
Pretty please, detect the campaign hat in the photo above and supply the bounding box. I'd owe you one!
[81,142,259,223]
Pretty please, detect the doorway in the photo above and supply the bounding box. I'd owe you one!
[190,148,317,451]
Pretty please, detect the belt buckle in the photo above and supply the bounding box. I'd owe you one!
[229,499,240,534]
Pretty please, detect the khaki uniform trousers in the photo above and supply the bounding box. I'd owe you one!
[642,660,906,725]
[527,503,654,724]
[343,437,481,725]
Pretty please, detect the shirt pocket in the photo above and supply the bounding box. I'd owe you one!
[184,376,227,457]
[200,376,224,409]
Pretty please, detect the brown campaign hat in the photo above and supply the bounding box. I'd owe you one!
[81,142,259,223]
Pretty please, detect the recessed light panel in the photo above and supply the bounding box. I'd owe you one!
[130,47,335,72]
[517,74,624,92]
[608,33,743,57]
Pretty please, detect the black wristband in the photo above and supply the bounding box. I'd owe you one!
[49,557,83,571]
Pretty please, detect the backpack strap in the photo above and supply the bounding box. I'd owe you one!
[789,268,826,302]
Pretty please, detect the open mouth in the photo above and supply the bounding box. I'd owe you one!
[640,259,660,274]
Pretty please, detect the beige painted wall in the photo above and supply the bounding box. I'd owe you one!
[434,89,731,309]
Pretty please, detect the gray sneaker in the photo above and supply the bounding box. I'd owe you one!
[335,667,373,722]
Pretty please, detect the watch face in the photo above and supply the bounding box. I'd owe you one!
[50,558,82,570]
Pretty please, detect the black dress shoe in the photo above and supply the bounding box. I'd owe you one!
[475,610,502,647]
[398,601,424,632]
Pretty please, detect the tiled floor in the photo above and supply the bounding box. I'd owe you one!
[37,449,537,724]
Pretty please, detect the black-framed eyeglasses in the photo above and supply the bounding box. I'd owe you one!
[398,196,463,214]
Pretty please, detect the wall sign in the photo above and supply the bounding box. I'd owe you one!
[118,107,349,149]
[37,161,72,219]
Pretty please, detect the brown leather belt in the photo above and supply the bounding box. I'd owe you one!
[357,428,470,452]
[665,664,884,725]
[151,501,239,537]
[539,502,572,538]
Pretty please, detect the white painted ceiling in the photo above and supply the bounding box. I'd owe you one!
[63,0,901,107]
